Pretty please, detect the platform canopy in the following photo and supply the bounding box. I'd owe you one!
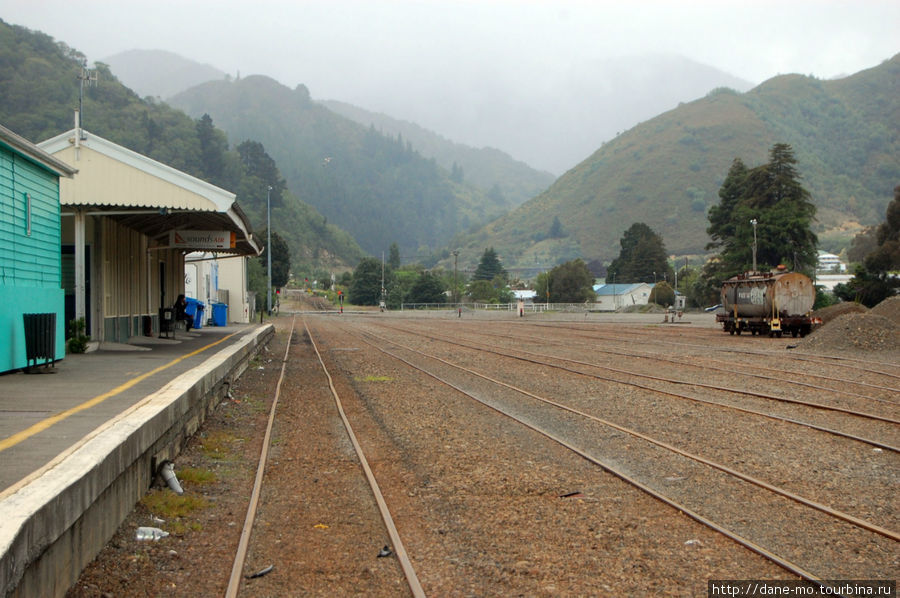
[39,129,260,256]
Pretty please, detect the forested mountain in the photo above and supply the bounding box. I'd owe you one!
[169,75,511,257]
[100,49,555,211]
[343,53,754,174]
[0,19,365,271]
[320,99,555,208]
[451,55,900,275]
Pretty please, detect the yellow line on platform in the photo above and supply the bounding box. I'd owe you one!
[0,333,238,453]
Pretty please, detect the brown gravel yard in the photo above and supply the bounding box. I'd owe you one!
[67,298,899,597]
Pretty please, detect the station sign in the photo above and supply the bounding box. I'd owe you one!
[170,230,236,249]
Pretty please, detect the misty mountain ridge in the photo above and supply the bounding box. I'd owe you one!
[104,48,554,209]
[169,74,510,258]
[320,99,555,207]
[330,53,755,173]
[102,48,753,175]
[73,42,900,278]
[102,49,226,99]
[449,54,899,275]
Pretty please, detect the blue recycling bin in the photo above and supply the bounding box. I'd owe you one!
[185,297,204,329]
[184,297,199,317]
[211,302,228,326]
[193,304,205,329]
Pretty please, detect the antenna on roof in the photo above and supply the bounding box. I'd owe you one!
[77,61,98,140]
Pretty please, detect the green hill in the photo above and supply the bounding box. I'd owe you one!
[0,19,366,271]
[453,55,900,275]
[320,99,555,208]
[169,76,513,258]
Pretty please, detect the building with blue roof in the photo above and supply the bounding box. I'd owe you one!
[591,282,653,311]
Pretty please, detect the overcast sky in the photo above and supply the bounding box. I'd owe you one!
[3,0,898,171]
[4,0,897,94]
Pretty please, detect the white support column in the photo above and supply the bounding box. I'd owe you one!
[74,209,86,322]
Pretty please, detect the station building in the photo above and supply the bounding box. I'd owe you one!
[35,127,261,348]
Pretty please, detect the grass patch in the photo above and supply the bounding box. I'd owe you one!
[140,489,210,520]
[242,395,268,414]
[199,430,237,461]
[168,520,204,535]
[177,467,217,485]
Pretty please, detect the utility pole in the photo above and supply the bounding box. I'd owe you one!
[77,61,97,139]
[750,218,758,272]
[266,186,273,314]
[452,250,459,304]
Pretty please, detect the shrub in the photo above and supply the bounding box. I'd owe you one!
[67,318,89,354]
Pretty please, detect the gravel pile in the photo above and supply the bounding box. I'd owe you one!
[812,301,867,324]
[800,312,900,354]
[870,295,900,324]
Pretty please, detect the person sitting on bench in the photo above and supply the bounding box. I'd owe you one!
[174,294,193,332]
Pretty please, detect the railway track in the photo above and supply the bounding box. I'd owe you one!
[360,319,899,451]
[225,317,425,597]
[318,316,897,584]
[69,304,896,595]
[190,308,897,595]
[516,322,900,405]
[530,320,900,382]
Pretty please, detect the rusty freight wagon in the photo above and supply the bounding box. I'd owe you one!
[716,267,821,337]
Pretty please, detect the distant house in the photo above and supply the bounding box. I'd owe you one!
[0,124,77,373]
[592,282,653,311]
[512,289,537,303]
[817,250,847,273]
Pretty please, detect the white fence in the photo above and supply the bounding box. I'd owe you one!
[400,302,607,312]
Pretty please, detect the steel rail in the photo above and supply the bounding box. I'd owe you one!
[345,328,838,590]
[355,328,898,543]
[225,317,296,598]
[303,320,426,598]
[362,321,898,452]
[479,323,899,405]
[530,321,900,379]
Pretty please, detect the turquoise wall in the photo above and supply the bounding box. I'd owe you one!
[1,143,65,372]
[0,287,65,371]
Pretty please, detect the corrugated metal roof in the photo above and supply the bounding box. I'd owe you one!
[38,129,260,256]
[593,283,646,296]
[0,123,77,178]
[39,129,232,210]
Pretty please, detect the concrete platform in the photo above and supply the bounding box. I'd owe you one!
[0,322,275,597]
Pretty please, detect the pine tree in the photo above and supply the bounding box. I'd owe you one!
[607,223,672,283]
[196,114,228,188]
[388,243,401,269]
[549,216,565,238]
[349,257,383,305]
[706,144,817,276]
[473,247,507,282]
[258,230,291,288]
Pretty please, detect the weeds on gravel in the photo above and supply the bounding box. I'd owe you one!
[242,395,268,414]
[177,467,217,485]
[140,490,210,531]
[199,430,237,461]
[357,375,393,382]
